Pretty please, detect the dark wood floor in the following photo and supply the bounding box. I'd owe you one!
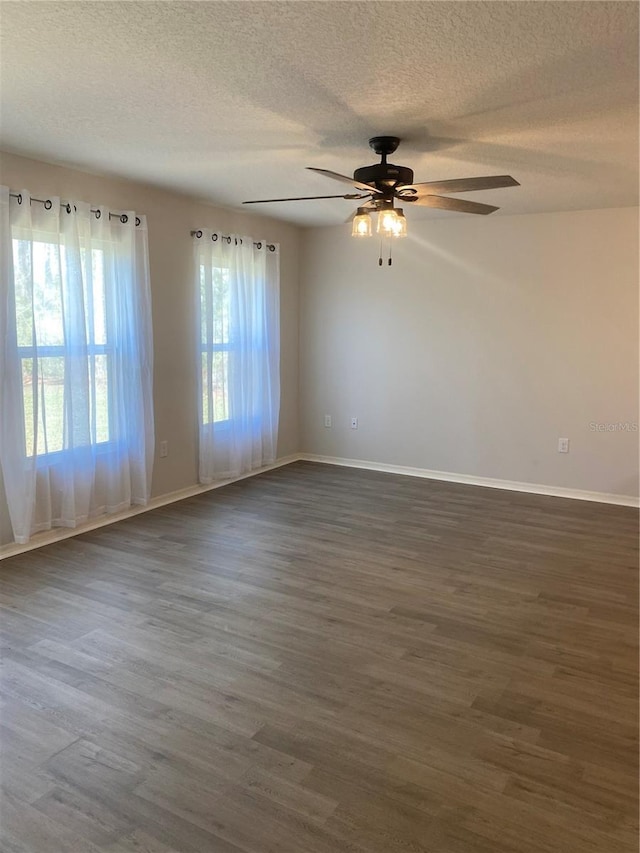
[0,461,638,852]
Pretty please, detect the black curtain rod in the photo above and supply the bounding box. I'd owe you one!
[191,229,276,252]
[9,192,141,226]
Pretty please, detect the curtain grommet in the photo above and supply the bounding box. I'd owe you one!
[44,199,53,210]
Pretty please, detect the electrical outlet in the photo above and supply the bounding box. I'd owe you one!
[558,437,569,453]
[351,417,358,430]
[324,414,332,428]
[159,440,169,458]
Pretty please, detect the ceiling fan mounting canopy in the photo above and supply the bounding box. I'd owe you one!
[368,136,400,157]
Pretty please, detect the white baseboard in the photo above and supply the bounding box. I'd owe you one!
[0,454,301,561]
[298,453,640,508]
[3,451,636,558]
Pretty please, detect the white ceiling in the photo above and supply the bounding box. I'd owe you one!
[1,1,638,227]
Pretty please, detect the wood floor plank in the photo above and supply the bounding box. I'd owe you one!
[1,461,638,851]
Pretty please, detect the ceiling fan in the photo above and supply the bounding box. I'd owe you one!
[243,136,520,239]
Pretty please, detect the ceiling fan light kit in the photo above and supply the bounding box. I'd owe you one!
[243,136,519,263]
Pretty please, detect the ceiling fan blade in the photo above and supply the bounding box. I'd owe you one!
[306,167,383,194]
[242,193,368,204]
[410,195,499,215]
[400,175,519,195]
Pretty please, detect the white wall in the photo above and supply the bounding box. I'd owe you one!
[1,152,637,548]
[300,207,639,498]
[0,151,302,545]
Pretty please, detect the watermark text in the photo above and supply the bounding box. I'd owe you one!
[589,422,638,432]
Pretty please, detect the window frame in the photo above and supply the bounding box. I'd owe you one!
[12,234,117,462]
[200,262,233,429]
[198,254,271,433]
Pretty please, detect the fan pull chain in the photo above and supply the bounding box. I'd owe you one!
[388,241,392,266]
[378,236,383,266]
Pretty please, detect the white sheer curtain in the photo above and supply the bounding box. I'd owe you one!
[195,231,280,483]
[0,187,154,544]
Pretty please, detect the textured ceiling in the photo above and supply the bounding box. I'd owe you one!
[0,1,638,226]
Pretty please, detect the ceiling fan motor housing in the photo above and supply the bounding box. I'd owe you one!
[354,162,414,192]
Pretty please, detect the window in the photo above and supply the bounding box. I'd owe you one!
[200,263,231,425]
[13,237,111,457]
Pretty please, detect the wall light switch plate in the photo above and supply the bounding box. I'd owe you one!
[558,437,569,453]
[351,417,358,430]
[324,415,332,428]
[159,440,169,458]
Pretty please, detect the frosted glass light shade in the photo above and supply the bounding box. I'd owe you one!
[352,208,372,237]
[377,208,399,236]
[376,207,407,238]
[392,209,407,237]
